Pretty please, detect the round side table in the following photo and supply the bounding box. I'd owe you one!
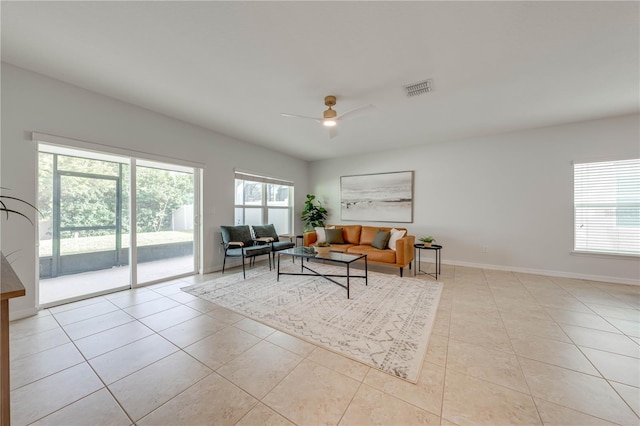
[414,243,442,280]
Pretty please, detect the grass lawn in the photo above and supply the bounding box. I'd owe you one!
[39,231,193,257]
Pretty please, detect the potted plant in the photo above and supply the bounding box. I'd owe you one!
[314,241,332,255]
[419,236,436,247]
[301,194,328,232]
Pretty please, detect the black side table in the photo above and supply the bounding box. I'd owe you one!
[414,244,442,280]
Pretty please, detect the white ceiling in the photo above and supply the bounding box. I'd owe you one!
[2,1,638,162]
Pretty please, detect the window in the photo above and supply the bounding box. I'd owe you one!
[574,158,640,255]
[234,172,294,234]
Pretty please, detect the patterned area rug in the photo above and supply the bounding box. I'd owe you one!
[182,263,443,383]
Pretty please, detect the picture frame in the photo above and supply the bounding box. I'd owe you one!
[340,171,414,222]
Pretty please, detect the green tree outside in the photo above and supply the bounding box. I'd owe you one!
[38,153,193,238]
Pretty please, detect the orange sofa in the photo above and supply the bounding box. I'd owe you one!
[303,224,415,276]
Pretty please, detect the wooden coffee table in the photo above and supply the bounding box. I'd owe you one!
[277,247,368,299]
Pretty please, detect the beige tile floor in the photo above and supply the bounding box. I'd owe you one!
[9,262,640,425]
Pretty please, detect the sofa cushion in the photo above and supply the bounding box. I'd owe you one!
[325,228,345,244]
[347,245,396,263]
[252,224,279,242]
[371,231,391,250]
[341,225,362,244]
[360,226,379,246]
[327,244,354,253]
[388,228,407,251]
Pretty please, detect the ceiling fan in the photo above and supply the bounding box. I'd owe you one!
[280,95,374,138]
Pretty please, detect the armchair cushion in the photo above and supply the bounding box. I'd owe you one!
[221,225,254,247]
[252,224,280,242]
[226,245,272,257]
[271,241,295,252]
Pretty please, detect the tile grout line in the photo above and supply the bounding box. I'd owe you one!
[489,269,544,426]
[516,273,637,424]
[25,306,137,426]
[143,281,307,425]
[45,289,233,425]
[438,264,454,425]
[572,344,640,419]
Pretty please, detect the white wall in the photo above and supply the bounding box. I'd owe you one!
[310,114,640,285]
[2,62,637,321]
[1,63,309,319]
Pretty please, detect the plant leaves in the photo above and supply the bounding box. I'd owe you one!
[0,208,34,225]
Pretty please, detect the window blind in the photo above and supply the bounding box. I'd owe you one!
[234,171,293,187]
[574,158,640,255]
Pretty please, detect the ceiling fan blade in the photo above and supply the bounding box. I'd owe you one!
[280,113,322,122]
[328,126,339,139]
[337,104,375,122]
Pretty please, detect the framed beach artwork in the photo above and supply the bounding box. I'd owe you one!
[340,171,414,222]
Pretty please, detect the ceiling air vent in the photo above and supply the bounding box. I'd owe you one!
[403,79,433,97]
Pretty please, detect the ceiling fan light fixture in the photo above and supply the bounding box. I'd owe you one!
[282,95,372,137]
[323,106,337,126]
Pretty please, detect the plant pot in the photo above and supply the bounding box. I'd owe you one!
[315,246,331,255]
[422,242,432,248]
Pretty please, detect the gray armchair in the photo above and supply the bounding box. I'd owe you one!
[252,224,295,264]
[220,225,272,278]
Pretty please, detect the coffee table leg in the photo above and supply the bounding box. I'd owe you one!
[365,256,368,286]
[346,264,350,299]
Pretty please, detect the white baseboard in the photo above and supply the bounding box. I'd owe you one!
[203,264,224,274]
[9,307,38,321]
[429,259,640,286]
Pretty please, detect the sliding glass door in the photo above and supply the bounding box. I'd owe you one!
[38,144,200,305]
[135,161,196,284]
[38,147,131,304]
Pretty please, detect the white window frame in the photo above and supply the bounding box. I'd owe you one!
[573,157,639,257]
[234,171,294,234]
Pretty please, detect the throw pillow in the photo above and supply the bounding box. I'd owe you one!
[371,230,391,250]
[325,228,345,244]
[314,225,334,243]
[315,227,327,243]
[388,228,407,251]
[252,224,279,242]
